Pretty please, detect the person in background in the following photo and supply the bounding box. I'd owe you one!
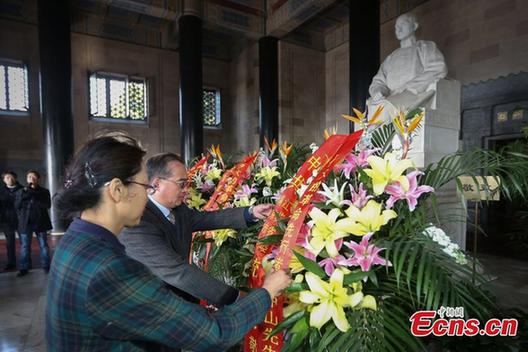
[0,170,23,271]
[15,170,52,276]
[47,133,291,351]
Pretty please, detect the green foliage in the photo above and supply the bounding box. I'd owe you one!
[371,123,395,155]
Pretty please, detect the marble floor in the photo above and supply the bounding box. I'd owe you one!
[0,247,526,351]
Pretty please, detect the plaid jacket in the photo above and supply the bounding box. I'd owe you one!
[46,218,271,351]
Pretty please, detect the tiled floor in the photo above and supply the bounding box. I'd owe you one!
[0,270,48,352]
[0,240,526,351]
[0,236,58,352]
[478,253,528,312]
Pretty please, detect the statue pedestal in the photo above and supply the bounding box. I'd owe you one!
[401,79,461,168]
[407,79,466,249]
[389,79,465,248]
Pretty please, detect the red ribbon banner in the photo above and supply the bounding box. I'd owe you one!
[244,130,362,352]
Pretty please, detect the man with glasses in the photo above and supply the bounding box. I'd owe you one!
[119,153,273,307]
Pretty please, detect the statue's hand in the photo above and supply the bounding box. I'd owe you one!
[371,91,385,103]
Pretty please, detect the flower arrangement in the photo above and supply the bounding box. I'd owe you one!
[187,108,528,351]
[189,140,312,286]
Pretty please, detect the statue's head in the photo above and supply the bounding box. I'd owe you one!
[395,13,418,41]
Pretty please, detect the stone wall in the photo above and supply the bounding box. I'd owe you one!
[0,19,44,177]
[229,40,260,155]
[278,41,325,145]
[229,40,326,152]
[325,40,350,134]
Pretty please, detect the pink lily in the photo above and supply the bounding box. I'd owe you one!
[260,155,278,168]
[234,184,257,201]
[339,234,387,272]
[385,171,434,212]
[335,149,377,179]
[317,238,344,275]
[197,180,215,192]
[296,223,311,247]
[296,223,318,262]
[319,255,346,276]
[341,183,372,209]
[310,191,326,204]
[271,186,286,202]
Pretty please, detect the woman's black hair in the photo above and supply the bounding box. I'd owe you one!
[54,132,146,219]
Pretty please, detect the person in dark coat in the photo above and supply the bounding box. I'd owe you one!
[119,153,274,307]
[0,170,23,270]
[15,170,52,276]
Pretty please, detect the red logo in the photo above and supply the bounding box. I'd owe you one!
[410,307,518,337]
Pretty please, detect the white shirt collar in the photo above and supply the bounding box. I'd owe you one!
[148,195,172,219]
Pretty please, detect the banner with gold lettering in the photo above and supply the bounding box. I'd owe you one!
[197,153,259,271]
[244,130,362,352]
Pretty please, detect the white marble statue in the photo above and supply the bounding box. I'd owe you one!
[367,13,447,122]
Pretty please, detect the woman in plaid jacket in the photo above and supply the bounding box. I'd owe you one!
[46,133,291,351]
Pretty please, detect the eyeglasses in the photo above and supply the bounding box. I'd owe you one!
[159,177,190,188]
[102,180,156,195]
[128,181,156,195]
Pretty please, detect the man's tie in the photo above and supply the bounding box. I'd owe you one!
[167,211,176,225]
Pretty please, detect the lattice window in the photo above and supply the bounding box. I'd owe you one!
[89,72,147,121]
[0,59,29,114]
[203,88,221,127]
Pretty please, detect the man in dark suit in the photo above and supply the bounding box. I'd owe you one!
[119,153,273,307]
[0,170,23,271]
[15,170,52,276]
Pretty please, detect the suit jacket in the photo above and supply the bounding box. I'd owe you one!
[47,218,271,352]
[15,185,52,233]
[119,200,249,307]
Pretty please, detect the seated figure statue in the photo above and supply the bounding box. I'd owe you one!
[367,13,447,123]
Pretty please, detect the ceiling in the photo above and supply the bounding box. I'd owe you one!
[0,0,432,58]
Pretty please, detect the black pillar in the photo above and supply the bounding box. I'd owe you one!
[38,0,73,232]
[349,0,379,124]
[179,14,203,165]
[258,36,279,148]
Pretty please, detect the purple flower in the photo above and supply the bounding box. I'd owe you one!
[341,183,372,209]
[335,149,377,179]
[385,171,434,212]
[339,234,387,272]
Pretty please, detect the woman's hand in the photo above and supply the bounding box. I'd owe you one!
[262,269,292,299]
